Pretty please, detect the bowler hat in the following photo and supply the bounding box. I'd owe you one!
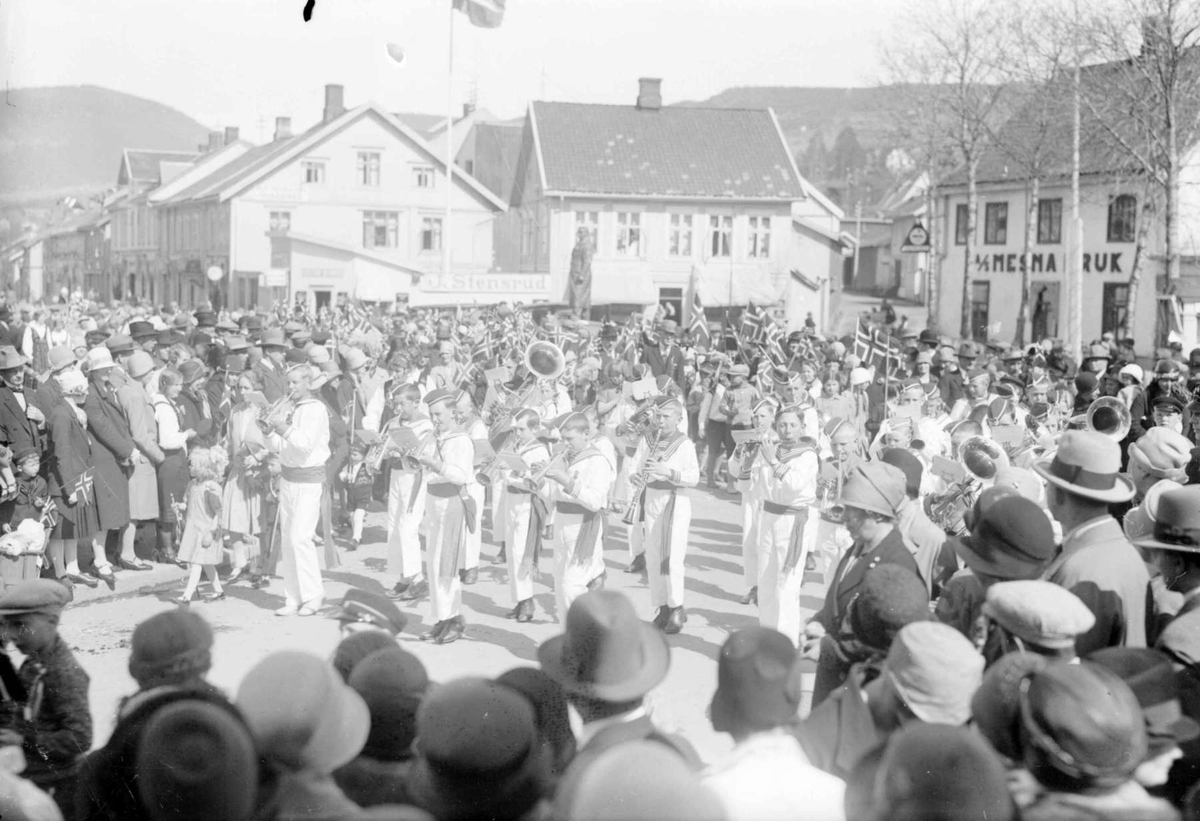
[243,316,263,332]
[918,328,939,345]
[135,700,259,821]
[0,346,27,371]
[408,678,543,821]
[129,320,157,340]
[1034,429,1135,503]
[495,667,575,767]
[173,315,192,330]
[709,627,802,734]
[982,580,1095,649]
[839,462,907,519]
[957,495,1056,580]
[193,311,217,327]
[538,590,669,701]
[1087,647,1200,756]
[1020,662,1147,789]
[1133,485,1200,553]
[659,319,679,336]
[600,324,619,341]
[259,328,287,348]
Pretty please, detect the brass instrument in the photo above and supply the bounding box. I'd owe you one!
[616,402,658,439]
[1085,395,1132,441]
[818,457,847,523]
[476,435,520,486]
[620,426,664,526]
[256,390,300,434]
[366,417,396,472]
[925,436,1009,535]
[486,341,566,438]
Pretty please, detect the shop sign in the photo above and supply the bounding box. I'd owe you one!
[420,272,550,295]
[298,267,345,281]
[973,251,1124,274]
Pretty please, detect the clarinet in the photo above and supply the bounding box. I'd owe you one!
[620,426,663,526]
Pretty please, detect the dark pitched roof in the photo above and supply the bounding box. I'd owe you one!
[470,121,523,202]
[163,133,305,204]
[121,149,198,186]
[530,102,802,199]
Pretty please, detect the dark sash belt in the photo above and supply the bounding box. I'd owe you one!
[555,501,601,566]
[428,482,476,533]
[522,495,549,577]
[407,469,424,513]
[645,480,678,491]
[763,500,811,573]
[435,493,466,582]
[281,464,325,483]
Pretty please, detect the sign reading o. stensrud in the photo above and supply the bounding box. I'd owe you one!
[421,272,550,294]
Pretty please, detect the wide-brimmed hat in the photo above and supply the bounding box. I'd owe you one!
[1087,647,1200,757]
[86,347,116,372]
[710,627,802,734]
[1133,485,1200,553]
[129,320,157,340]
[259,328,287,348]
[0,346,26,371]
[105,334,135,356]
[236,650,370,773]
[957,341,979,359]
[1033,429,1135,504]
[538,591,669,701]
[408,678,543,821]
[126,351,156,380]
[46,345,76,374]
[839,463,907,519]
[957,496,1056,581]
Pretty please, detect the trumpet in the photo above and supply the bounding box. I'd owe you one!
[527,447,567,485]
[256,391,299,434]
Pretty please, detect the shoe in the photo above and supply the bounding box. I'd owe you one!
[625,554,646,574]
[250,575,269,589]
[460,568,478,585]
[225,566,247,584]
[586,570,607,592]
[57,576,74,592]
[347,539,360,552]
[202,592,226,603]
[387,578,412,600]
[504,603,521,620]
[274,605,300,617]
[652,606,669,629]
[172,595,192,606]
[664,606,687,635]
[436,617,464,644]
[740,586,758,606]
[419,620,447,641]
[397,579,429,602]
[515,598,534,623]
[65,573,99,589]
[117,558,152,572]
[805,553,817,572]
[492,547,507,565]
[297,600,323,617]
[96,568,116,591]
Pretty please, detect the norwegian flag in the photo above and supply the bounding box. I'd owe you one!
[740,303,768,343]
[688,286,710,347]
[854,319,903,376]
[471,335,494,362]
[73,469,94,507]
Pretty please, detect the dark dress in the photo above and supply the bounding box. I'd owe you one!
[83,377,134,533]
[45,400,100,542]
[151,398,189,526]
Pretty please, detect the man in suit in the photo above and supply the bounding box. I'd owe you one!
[803,462,921,706]
[1035,429,1149,656]
[0,346,41,460]
[253,329,290,403]
[641,321,686,393]
[538,590,700,776]
[1132,485,1200,669]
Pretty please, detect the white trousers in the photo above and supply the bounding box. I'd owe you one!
[757,508,816,647]
[643,489,691,609]
[387,469,426,580]
[553,513,605,622]
[279,479,325,608]
[425,493,463,622]
[504,493,536,604]
[741,493,761,589]
[463,482,484,569]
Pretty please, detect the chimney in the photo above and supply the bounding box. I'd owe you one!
[274,117,293,142]
[637,77,662,111]
[224,126,239,144]
[323,84,345,122]
[206,131,225,152]
[1142,15,1166,57]
[462,102,475,118]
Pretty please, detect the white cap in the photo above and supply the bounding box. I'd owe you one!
[1118,363,1144,383]
[850,367,871,386]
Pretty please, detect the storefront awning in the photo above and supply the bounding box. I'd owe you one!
[692,263,780,306]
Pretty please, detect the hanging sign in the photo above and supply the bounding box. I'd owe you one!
[901,221,931,254]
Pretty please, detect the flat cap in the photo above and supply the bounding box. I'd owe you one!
[981,580,1095,649]
[0,579,72,616]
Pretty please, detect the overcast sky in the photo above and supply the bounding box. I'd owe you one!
[4,0,898,137]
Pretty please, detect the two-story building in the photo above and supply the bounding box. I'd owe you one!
[154,85,508,312]
[499,79,842,330]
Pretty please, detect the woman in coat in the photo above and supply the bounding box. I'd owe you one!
[84,349,140,570]
[44,368,102,589]
[222,370,268,585]
[115,351,164,566]
[152,369,195,565]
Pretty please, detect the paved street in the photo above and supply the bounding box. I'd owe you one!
[63,484,828,767]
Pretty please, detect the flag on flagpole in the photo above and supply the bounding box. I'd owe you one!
[453,0,506,27]
[689,282,710,347]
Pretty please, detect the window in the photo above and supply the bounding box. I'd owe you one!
[270,237,289,269]
[748,216,771,258]
[984,202,1008,245]
[970,281,991,342]
[1103,283,1130,334]
[420,217,443,252]
[668,214,693,257]
[616,212,642,256]
[303,161,325,184]
[361,211,398,249]
[955,204,969,245]
[709,215,732,257]
[1037,198,1062,244]
[269,211,291,233]
[413,166,435,189]
[357,151,381,186]
[1108,194,1137,242]
[575,211,598,248]
[659,287,684,324]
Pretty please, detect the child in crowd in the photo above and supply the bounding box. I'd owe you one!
[174,447,229,604]
[0,448,48,590]
[341,443,373,551]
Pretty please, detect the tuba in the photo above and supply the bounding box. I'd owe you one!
[925,436,1009,535]
[486,341,565,438]
[1085,395,1132,441]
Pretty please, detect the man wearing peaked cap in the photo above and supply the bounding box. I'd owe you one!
[806,462,922,706]
[1035,429,1151,656]
[980,580,1095,664]
[1132,485,1200,675]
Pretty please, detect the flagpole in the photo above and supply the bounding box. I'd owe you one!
[445,2,455,281]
